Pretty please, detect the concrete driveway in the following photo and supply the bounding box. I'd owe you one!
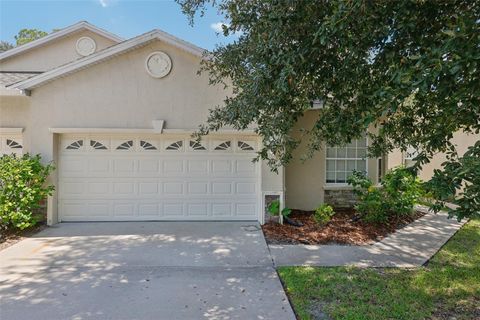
[0,222,295,320]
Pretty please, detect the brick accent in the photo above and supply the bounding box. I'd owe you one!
[324,189,357,208]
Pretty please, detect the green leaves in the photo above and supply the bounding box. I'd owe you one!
[0,154,55,230]
[178,0,480,220]
[348,167,424,224]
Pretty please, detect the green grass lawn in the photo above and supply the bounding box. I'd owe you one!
[278,219,480,320]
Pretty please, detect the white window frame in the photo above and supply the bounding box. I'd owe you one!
[325,136,368,185]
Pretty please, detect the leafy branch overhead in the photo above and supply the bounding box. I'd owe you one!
[178,0,479,220]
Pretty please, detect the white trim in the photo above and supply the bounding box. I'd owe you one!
[325,136,368,185]
[12,29,207,90]
[0,21,122,61]
[0,88,28,96]
[49,127,257,135]
[0,127,24,134]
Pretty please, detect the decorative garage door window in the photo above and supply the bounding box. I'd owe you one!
[326,136,367,184]
[6,139,22,149]
[66,140,84,150]
[116,140,134,150]
[189,140,206,151]
[90,140,108,150]
[214,141,231,151]
[237,141,255,151]
[61,137,257,153]
[140,140,157,150]
[166,140,183,151]
[0,136,24,155]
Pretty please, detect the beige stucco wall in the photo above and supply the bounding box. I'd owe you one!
[0,29,117,72]
[285,111,325,210]
[384,132,479,182]
[285,111,381,210]
[0,38,283,223]
[418,131,479,181]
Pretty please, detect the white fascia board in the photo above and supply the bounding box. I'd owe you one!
[0,127,24,134]
[49,127,257,135]
[0,21,123,61]
[12,30,207,90]
[0,87,28,96]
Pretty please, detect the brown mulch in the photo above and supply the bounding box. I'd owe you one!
[262,208,426,245]
[0,223,47,251]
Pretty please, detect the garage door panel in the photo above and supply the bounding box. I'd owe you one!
[187,182,209,195]
[163,203,184,217]
[138,203,160,216]
[187,159,209,173]
[88,159,110,173]
[212,203,233,217]
[113,203,135,216]
[59,135,260,221]
[212,182,232,194]
[138,159,160,173]
[113,159,136,173]
[163,182,184,195]
[139,182,159,194]
[187,203,208,216]
[164,160,185,174]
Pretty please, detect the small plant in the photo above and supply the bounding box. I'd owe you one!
[313,204,335,225]
[0,154,55,230]
[347,167,424,223]
[267,199,292,217]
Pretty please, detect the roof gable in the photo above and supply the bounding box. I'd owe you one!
[11,29,207,90]
[0,21,123,62]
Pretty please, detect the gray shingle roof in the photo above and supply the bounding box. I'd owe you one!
[0,72,42,88]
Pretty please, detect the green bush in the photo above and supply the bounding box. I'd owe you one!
[347,167,424,223]
[314,204,335,225]
[267,199,292,217]
[0,154,55,230]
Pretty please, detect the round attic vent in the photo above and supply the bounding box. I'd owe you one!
[145,51,172,78]
[76,37,96,56]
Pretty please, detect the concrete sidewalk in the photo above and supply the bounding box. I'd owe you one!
[270,209,466,267]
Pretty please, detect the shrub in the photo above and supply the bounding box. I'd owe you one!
[0,154,55,230]
[347,167,424,223]
[267,199,292,217]
[314,204,335,225]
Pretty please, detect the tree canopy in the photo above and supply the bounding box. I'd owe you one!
[183,0,479,220]
[15,28,48,46]
[0,41,14,53]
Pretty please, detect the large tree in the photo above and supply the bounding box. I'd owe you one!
[15,28,48,46]
[178,0,480,220]
[0,41,14,53]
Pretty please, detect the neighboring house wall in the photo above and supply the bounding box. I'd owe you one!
[285,111,381,210]
[0,30,117,72]
[386,131,479,181]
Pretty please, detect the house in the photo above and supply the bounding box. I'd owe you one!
[1,22,477,225]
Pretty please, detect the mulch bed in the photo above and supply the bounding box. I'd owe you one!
[262,208,425,245]
[0,222,47,251]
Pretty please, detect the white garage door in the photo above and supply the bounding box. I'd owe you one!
[58,134,260,221]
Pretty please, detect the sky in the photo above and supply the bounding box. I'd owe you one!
[0,0,235,50]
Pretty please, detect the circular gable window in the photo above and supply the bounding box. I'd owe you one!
[145,51,172,78]
[76,37,96,56]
